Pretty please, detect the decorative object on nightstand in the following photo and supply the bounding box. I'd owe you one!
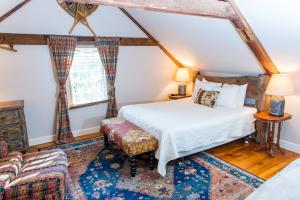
[254,111,292,157]
[265,74,294,116]
[0,100,28,151]
[168,94,191,100]
[175,68,191,96]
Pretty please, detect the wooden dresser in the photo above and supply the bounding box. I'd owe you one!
[0,100,28,151]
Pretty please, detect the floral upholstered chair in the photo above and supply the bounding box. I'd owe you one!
[0,141,69,200]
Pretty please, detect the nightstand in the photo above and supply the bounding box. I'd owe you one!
[168,94,191,100]
[254,112,292,157]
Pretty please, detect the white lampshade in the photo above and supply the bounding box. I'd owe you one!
[265,74,295,96]
[175,68,190,82]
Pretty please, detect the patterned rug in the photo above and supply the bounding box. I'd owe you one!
[41,137,264,200]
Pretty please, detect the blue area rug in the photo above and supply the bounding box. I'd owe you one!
[42,137,264,200]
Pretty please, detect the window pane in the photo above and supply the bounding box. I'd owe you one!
[69,47,107,105]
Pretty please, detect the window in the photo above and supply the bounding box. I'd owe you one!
[67,47,108,108]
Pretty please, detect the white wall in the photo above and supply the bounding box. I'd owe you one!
[0,1,177,145]
[235,0,300,153]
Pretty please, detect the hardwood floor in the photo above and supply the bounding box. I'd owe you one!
[29,133,300,180]
[28,132,101,152]
[207,139,300,180]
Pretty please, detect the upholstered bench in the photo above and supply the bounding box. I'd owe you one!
[100,118,158,177]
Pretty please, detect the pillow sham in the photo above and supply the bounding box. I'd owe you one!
[213,85,241,108]
[223,83,248,107]
[194,89,220,107]
[192,79,222,99]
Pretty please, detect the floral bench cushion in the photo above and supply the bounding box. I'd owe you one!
[5,149,68,200]
[101,118,158,156]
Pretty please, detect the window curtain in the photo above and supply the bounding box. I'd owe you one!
[48,36,77,143]
[95,37,120,118]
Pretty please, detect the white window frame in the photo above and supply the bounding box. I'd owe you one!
[67,46,108,109]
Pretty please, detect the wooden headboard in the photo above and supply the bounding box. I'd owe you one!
[196,74,270,112]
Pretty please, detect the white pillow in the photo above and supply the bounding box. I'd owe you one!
[213,85,240,108]
[223,83,248,107]
[203,78,221,85]
[192,79,222,99]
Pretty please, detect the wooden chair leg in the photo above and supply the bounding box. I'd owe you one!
[149,152,155,170]
[104,134,108,149]
[129,156,136,177]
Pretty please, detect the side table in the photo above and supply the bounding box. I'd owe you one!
[254,112,292,157]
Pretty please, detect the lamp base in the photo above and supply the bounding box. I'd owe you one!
[269,96,285,117]
[178,84,187,96]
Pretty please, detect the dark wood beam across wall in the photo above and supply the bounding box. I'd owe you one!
[0,0,31,22]
[0,33,158,46]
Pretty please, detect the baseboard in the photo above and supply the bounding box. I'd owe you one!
[72,126,100,137]
[29,126,100,146]
[29,135,54,146]
[280,139,300,154]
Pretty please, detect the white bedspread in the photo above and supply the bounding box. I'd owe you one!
[245,158,300,200]
[118,98,256,176]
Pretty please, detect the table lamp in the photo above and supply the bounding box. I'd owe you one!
[175,68,190,95]
[265,74,295,116]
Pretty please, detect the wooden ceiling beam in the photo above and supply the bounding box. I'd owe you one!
[0,0,31,22]
[65,0,238,21]
[0,33,158,46]
[0,0,278,74]
[227,0,279,74]
[66,0,278,74]
[119,8,183,67]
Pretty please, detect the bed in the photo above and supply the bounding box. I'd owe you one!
[118,74,270,176]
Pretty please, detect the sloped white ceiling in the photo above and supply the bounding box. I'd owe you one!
[0,0,22,16]
[0,0,146,37]
[0,0,267,75]
[128,9,265,75]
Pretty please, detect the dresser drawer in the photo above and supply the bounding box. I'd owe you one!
[0,125,24,151]
[0,109,19,126]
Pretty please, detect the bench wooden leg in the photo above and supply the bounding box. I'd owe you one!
[149,152,155,170]
[129,156,136,177]
[104,134,109,149]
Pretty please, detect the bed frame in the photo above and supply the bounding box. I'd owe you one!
[195,74,270,112]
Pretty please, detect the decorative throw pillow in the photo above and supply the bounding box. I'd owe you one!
[194,89,220,107]
[192,79,222,100]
